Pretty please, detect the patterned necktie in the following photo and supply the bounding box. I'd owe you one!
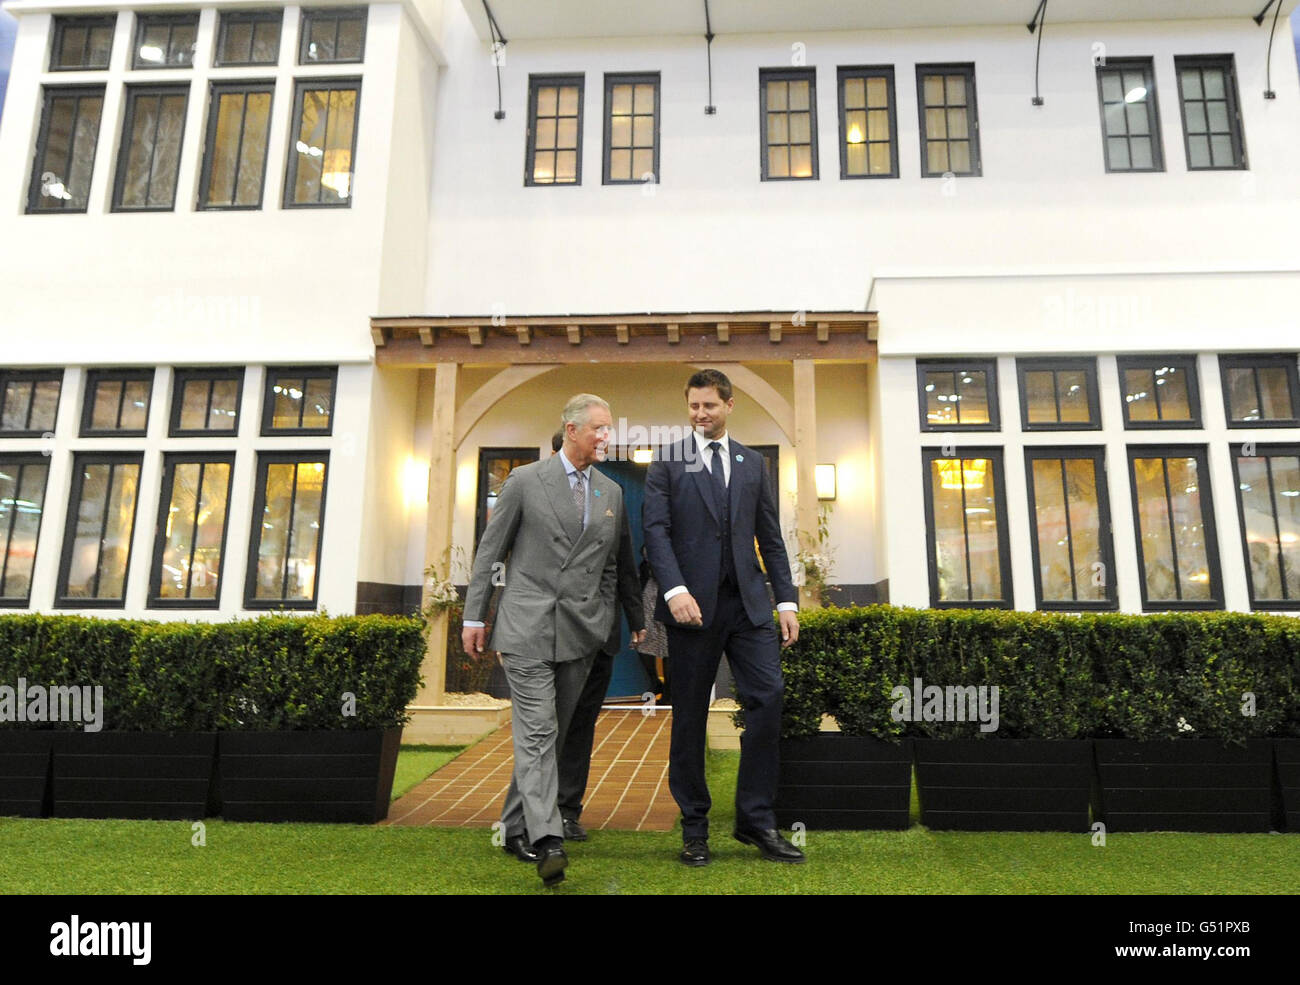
[572,470,586,527]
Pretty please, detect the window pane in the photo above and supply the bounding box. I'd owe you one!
[33,92,104,212]
[930,458,970,601]
[631,149,653,179]
[1107,137,1131,170]
[956,370,989,424]
[169,23,197,65]
[789,145,812,178]
[610,84,632,115]
[926,141,949,173]
[1064,458,1107,602]
[537,86,557,117]
[948,141,971,174]
[1057,370,1092,423]
[868,143,890,174]
[925,107,947,139]
[946,108,968,139]
[179,380,211,430]
[2,382,33,430]
[963,459,1001,599]
[767,112,788,144]
[159,462,202,598]
[1274,457,1300,599]
[1154,365,1191,420]
[788,80,809,111]
[1129,137,1153,170]
[31,379,60,432]
[1124,369,1157,421]
[1165,456,1211,600]
[555,151,577,182]
[91,380,123,429]
[255,463,295,598]
[210,379,240,428]
[1206,101,1229,133]
[1181,69,1202,99]
[159,461,230,600]
[1184,101,1207,134]
[608,149,630,180]
[1132,457,1178,601]
[191,462,230,599]
[1203,69,1225,99]
[1125,101,1150,135]
[222,20,253,63]
[1032,458,1074,600]
[866,77,887,107]
[1210,135,1233,167]
[236,92,272,206]
[556,117,578,150]
[1258,367,1295,420]
[271,376,304,428]
[0,462,49,599]
[767,146,789,178]
[207,92,247,206]
[922,75,944,106]
[287,462,325,599]
[65,461,139,600]
[558,86,578,115]
[1188,135,1211,168]
[1101,72,1123,103]
[254,460,326,602]
[924,370,957,427]
[251,20,281,63]
[867,108,888,142]
[843,77,865,108]
[1225,367,1259,422]
[301,377,332,429]
[845,142,867,176]
[945,75,966,105]
[1237,456,1283,600]
[335,16,364,61]
[1024,370,1058,423]
[120,379,150,430]
[631,115,653,147]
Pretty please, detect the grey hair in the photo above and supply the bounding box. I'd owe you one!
[560,393,610,431]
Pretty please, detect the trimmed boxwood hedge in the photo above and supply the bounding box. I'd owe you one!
[777,606,1300,742]
[0,613,425,731]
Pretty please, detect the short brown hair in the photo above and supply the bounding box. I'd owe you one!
[685,368,733,402]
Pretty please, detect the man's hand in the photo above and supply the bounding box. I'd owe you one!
[778,610,800,648]
[630,629,647,646]
[668,592,703,627]
[462,625,488,658]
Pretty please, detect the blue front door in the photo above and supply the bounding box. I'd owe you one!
[594,459,650,700]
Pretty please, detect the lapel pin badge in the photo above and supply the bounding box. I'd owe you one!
[593,488,602,497]
[605,508,614,518]
[735,454,744,462]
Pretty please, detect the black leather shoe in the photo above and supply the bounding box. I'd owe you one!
[679,838,710,867]
[733,827,806,863]
[562,817,588,842]
[503,834,539,863]
[537,845,568,886]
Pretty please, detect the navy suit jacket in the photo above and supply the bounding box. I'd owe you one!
[642,435,797,630]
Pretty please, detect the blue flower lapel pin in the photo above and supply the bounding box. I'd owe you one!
[735,454,744,462]
[593,488,602,497]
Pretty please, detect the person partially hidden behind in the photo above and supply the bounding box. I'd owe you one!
[642,368,804,866]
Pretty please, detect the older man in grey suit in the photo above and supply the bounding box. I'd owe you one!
[462,393,629,887]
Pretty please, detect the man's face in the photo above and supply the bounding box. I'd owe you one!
[567,404,612,467]
[687,386,733,440]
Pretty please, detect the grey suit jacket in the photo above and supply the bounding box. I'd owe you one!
[463,453,624,663]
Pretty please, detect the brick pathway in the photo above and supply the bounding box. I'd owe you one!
[384,708,680,831]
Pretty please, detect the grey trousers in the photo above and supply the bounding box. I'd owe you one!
[500,651,595,844]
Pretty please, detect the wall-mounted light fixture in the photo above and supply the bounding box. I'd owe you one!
[815,464,837,501]
[632,448,653,465]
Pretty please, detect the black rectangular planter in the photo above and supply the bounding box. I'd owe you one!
[1277,740,1300,833]
[775,734,912,830]
[1094,740,1274,832]
[51,732,217,820]
[914,739,1093,832]
[0,732,54,818]
[218,728,402,824]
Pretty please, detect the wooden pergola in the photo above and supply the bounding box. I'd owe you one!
[370,311,878,702]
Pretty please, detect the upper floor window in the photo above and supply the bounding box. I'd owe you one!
[603,73,658,184]
[50,15,116,71]
[113,84,189,212]
[26,86,105,214]
[261,366,336,435]
[133,13,199,69]
[200,81,275,210]
[170,367,244,436]
[837,66,896,179]
[285,79,359,207]
[1175,55,1246,170]
[1118,355,1201,428]
[299,7,366,64]
[81,369,153,437]
[1096,57,1163,172]
[1,369,62,436]
[1219,355,1299,427]
[916,64,980,177]
[917,359,1000,431]
[1016,357,1100,430]
[760,68,817,180]
[526,75,583,186]
[216,9,283,67]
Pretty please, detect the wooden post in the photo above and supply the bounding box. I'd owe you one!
[792,359,820,609]
[420,362,459,704]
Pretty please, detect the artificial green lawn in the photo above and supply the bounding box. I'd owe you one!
[389,745,464,801]
[1,749,1295,895]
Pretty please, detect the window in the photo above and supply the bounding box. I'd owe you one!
[132,13,198,69]
[215,10,282,66]
[245,453,329,608]
[1016,358,1101,430]
[1231,444,1300,609]
[50,15,116,71]
[1118,355,1201,428]
[475,448,541,549]
[81,369,153,436]
[1175,55,1245,170]
[261,367,336,435]
[150,453,234,607]
[760,68,817,180]
[299,7,366,64]
[113,84,190,211]
[838,66,896,179]
[0,455,52,607]
[526,75,583,186]
[169,368,243,436]
[1024,448,1117,610]
[1127,446,1223,610]
[200,81,274,209]
[1096,58,1163,172]
[922,447,1011,607]
[285,79,359,206]
[0,370,62,436]
[56,453,143,607]
[26,86,105,213]
[917,359,1000,431]
[603,73,658,184]
[916,64,980,177]
[1219,355,1299,427]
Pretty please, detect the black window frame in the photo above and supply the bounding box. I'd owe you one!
[148,451,236,608]
[915,62,981,177]
[474,447,541,551]
[1218,354,1300,429]
[0,369,64,437]
[198,78,276,211]
[921,445,1013,609]
[49,14,117,72]
[260,365,337,436]
[759,67,819,182]
[1125,444,1224,612]
[524,73,585,187]
[214,8,283,67]
[297,6,367,65]
[602,72,660,186]
[131,12,199,70]
[283,77,362,209]
[1095,56,1165,173]
[1117,354,1202,429]
[80,368,154,437]
[1230,442,1300,611]
[169,367,245,436]
[0,453,54,608]
[836,65,898,180]
[55,451,145,609]
[1023,445,1118,611]
[111,82,191,213]
[26,84,106,215]
[243,450,330,610]
[1174,54,1247,171]
[917,358,1001,432]
[1015,357,1102,431]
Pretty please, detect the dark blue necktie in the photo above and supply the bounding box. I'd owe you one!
[709,441,735,585]
[707,441,726,507]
